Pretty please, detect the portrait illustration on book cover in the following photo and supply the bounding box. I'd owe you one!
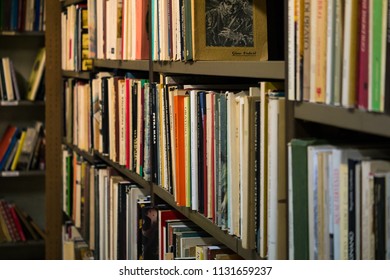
[205,0,254,47]
[192,0,268,61]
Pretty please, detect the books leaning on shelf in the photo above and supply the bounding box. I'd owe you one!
[64,74,287,259]
[0,0,46,32]
[0,122,45,172]
[289,0,390,113]
[82,0,284,61]
[288,139,390,260]
[61,3,93,71]
[0,198,45,243]
[61,151,241,260]
[0,57,21,101]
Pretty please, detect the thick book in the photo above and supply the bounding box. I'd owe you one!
[16,122,42,171]
[341,0,359,108]
[290,138,326,259]
[373,174,386,260]
[26,48,46,101]
[369,0,388,112]
[357,0,369,110]
[0,126,18,165]
[191,0,268,61]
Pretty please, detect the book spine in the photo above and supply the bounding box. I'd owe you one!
[374,175,386,259]
[357,0,369,110]
[315,0,327,103]
[385,0,390,114]
[347,159,357,260]
[151,83,159,183]
[190,91,198,211]
[369,0,387,111]
[101,77,109,155]
[325,0,335,105]
[288,0,296,100]
[303,0,311,101]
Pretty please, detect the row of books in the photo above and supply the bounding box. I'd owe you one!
[63,76,288,259]
[289,139,390,260]
[0,198,45,243]
[0,50,45,102]
[62,151,241,260]
[81,0,277,62]
[289,0,390,113]
[63,223,94,260]
[0,0,45,32]
[61,4,93,71]
[0,122,45,172]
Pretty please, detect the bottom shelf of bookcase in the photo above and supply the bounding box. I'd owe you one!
[0,240,45,260]
[153,185,261,260]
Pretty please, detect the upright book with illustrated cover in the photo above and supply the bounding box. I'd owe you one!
[192,0,268,61]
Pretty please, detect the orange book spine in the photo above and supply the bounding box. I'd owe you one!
[174,95,186,206]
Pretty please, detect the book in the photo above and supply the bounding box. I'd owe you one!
[191,0,268,61]
[26,48,45,101]
[10,130,26,171]
[267,94,286,259]
[289,138,326,259]
[16,122,43,171]
[357,0,369,110]
[341,0,359,108]
[369,0,388,112]
[0,126,18,165]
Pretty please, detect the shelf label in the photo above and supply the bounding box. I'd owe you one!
[1,171,19,177]
[1,101,19,106]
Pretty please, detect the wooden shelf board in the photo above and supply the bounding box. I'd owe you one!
[94,152,151,191]
[62,71,91,80]
[153,60,285,79]
[294,102,390,137]
[63,142,97,164]
[93,59,150,71]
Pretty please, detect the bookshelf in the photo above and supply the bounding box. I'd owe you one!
[286,0,390,260]
[45,0,287,260]
[0,6,46,257]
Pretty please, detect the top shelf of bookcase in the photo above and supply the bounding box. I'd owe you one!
[294,102,390,138]
[93,59,285,79]
[153,60,285,79]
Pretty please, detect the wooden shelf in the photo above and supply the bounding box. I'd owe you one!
[93,59,150,72]
[0,170,45,177]
[93,152,151,192]
[294,102,390,138]
[62,71,92,80]
[153,60,285,79]
[153,185,261,260]
[0,240,45,260]
[63,142,97,164]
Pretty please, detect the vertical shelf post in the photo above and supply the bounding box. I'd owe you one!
[45,0,63,259]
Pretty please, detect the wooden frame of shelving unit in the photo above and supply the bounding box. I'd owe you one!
[45,0,63,259]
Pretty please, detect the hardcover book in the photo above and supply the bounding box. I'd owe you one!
[191,0,268,61]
